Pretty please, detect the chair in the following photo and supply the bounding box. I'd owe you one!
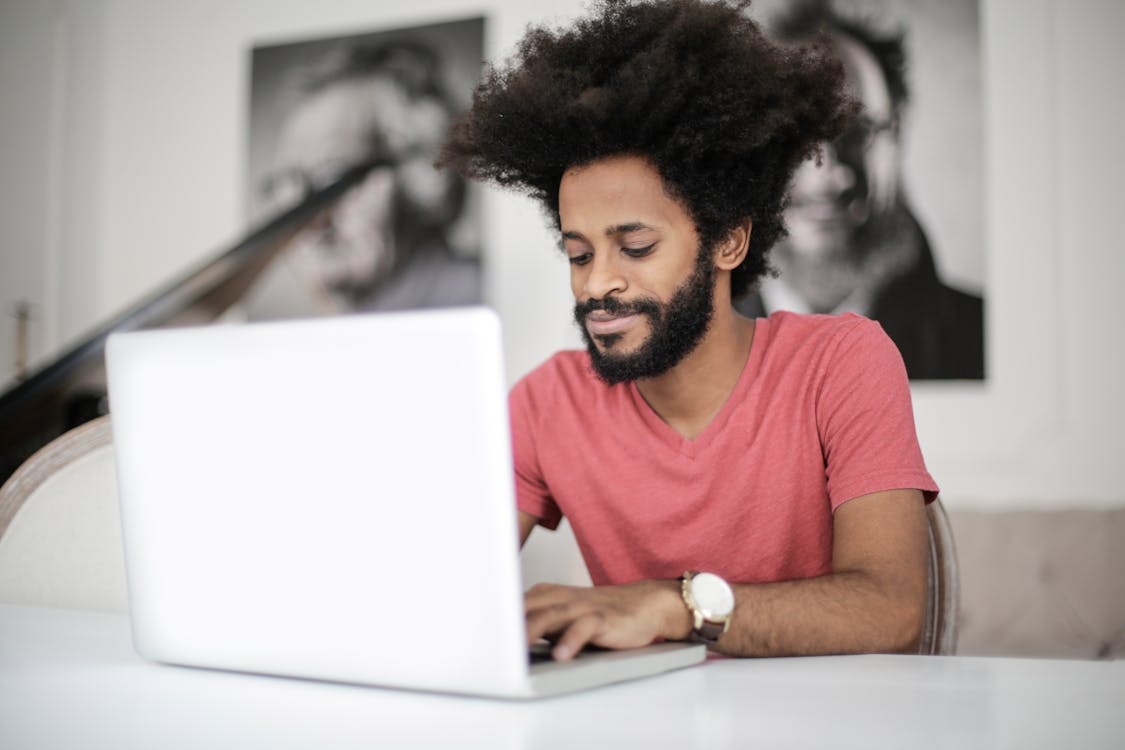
[919,498,959,655]
[0,415,128,612]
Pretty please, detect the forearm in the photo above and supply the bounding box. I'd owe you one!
[713,570,924,657]
[708,490,929,657]
[648,568,922,657]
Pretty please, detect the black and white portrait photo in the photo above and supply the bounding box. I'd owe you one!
[244,17,485,319]
[739,0,985,380]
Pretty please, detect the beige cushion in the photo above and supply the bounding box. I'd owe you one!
[951,508,1125,659]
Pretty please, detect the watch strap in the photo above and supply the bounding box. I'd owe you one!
[694,618,728,644]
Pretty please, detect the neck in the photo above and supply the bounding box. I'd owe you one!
[772,204,922,313]
[772,245,864,313]
[634,303,755,440]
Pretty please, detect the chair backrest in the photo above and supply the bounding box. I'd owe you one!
[0,415,127,612]
[919,498,959,655]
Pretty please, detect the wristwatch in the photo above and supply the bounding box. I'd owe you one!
[680,571,735,645]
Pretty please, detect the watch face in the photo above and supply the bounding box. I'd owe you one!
[692,572,734,619]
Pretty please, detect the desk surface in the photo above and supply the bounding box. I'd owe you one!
[1,604,1122,750]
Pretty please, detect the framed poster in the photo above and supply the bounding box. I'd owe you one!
[245,17,485,319]
[740,0,984,380]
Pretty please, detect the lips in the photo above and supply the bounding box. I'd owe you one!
[585,311,641,336]
[789,197,849,223]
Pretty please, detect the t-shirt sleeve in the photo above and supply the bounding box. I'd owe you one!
[508,376,563,530]
[816,317,940,510]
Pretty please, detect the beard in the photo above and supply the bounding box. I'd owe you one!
[573,246,716,385]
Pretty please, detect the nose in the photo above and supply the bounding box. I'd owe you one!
[578,250,627,301]
[807,143,856,196]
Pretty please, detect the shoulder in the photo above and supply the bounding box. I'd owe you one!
[514,349,593,389]
[755,312,905,397]
[936,282,984,323]
[761,310,892,361]
[510,350,601,412]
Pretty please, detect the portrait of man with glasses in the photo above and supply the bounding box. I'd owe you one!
[736,0,984,380]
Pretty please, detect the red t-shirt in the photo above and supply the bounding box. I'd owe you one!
[509,311,939,586]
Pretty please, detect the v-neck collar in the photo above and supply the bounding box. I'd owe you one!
[625,317,769,459]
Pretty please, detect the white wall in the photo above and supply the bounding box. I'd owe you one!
[1,0,1123,512]
[0,0,53,384]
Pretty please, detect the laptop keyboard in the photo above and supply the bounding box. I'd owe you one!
[528,642,611,664]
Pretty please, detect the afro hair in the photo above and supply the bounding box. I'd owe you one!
[439,0,857,298]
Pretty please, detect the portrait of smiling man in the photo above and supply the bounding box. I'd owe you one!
[441,0,939,660]
[736,1,985,380]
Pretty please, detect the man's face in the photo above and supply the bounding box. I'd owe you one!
[260,74,456,305]
[559,155,716,384]
[783,33,900,263]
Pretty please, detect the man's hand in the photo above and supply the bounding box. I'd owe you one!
[524,580,691,661]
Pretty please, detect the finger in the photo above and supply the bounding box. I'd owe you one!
[523,582,576,609]
[525,601,577,644]
[552,612,606,662]
[525,598,591,645]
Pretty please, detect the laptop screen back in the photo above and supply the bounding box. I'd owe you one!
[106,308,530,695]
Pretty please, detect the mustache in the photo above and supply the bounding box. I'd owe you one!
[573,295,661,321]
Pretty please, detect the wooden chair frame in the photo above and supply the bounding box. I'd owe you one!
[0,416,114,542]
[919,499,960,655]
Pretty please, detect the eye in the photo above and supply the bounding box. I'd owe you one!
[568,252,593,266]
[622,243,656,259]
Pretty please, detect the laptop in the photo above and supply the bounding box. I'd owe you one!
[105,307,703,699]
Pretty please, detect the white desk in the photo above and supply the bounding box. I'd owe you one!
[1,604,1122,750]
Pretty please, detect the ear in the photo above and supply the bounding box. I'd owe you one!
[714,219,752,272]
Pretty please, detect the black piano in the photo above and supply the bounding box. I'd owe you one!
[0,162,385,485]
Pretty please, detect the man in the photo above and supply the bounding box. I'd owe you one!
[250,40,481,317]
[736,2,985,380]
[441,0,938,659]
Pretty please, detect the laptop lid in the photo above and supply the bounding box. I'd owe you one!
[106,307,703,698]
[107,307,534,696]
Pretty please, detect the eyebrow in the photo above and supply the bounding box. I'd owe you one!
[606,222,655,236]
[560,222,658,243]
